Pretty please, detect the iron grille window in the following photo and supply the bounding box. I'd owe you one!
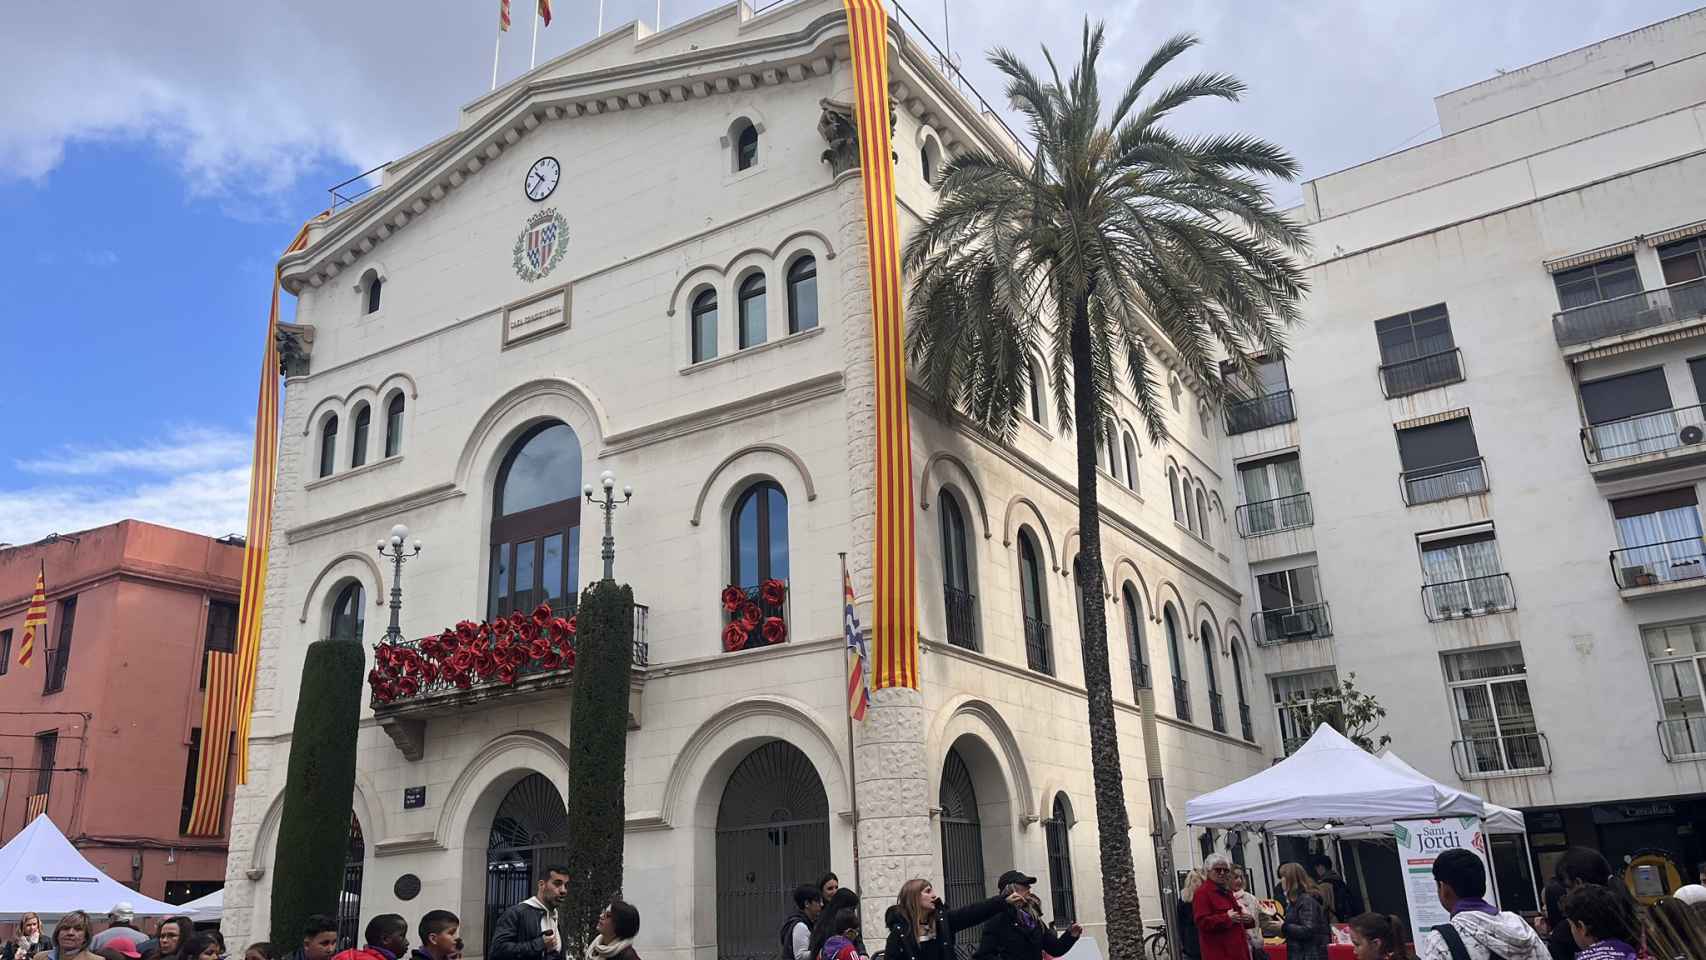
[1645,620,1706,759]
[940,489,977,651]
[43,596,74,694]
[1443,646,1544,775]
[1044,795,1077,924]
[1122,585,1149,693]
[1164,606,1190,721]
[1554,255,1641,309]
[34,730,57,797]
[1018,531,1052,675]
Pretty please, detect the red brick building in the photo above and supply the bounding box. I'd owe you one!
[0,520,243,903]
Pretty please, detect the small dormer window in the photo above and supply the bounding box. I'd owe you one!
[736,123,759,171]
[366,275,383,314]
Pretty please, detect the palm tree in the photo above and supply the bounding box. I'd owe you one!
[903,23,1308,960]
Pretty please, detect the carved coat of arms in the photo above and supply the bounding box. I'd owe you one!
[513,208,569,282]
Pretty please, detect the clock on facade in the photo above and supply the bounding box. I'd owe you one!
[524,157,561,201]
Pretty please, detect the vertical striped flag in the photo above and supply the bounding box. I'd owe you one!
[25,794,48,822]
[538,0,552,27]
[500,0,512,31]
[185,221,314,837]
[841,0,918,689]
[843,559,870,721]
[17,564,45,669]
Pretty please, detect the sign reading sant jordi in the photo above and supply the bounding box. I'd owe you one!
[1394,817,1493,936]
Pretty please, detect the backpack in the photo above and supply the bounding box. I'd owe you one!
[1434,922,1505,960]
[781,916,809,960]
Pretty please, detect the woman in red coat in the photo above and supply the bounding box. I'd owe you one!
[1193,856,1259,960]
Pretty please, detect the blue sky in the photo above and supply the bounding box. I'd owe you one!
[0,0,1699,543]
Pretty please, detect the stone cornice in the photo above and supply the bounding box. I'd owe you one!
[0,560,238,618]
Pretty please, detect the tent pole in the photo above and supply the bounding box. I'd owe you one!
[1522,827,1540,908]
[1482,818,1503,907]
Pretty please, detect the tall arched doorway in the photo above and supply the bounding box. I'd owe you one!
[715,742,829,960]
[337,815,364,948]
[939,748,986,960]
[485,774,570,953]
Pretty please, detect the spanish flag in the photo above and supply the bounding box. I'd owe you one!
[500,0,512,31]
[18,564,45,669]
[538,0,552,27]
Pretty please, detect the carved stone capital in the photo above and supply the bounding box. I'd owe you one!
[276,322,317,377]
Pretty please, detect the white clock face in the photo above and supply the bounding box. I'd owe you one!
[525,157,561,202]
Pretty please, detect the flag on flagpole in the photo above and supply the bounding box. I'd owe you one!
[18,563,46,669]
[843,560,870,722]
[538,0,552,27]
[500,0,512,31]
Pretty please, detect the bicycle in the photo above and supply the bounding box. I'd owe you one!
[1142,921,1169,960]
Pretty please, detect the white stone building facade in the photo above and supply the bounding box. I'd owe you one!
[220,3,1281,958]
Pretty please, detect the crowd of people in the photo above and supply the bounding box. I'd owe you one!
[0,909,235,960]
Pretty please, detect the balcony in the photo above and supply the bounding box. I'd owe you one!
[1450,731,1550,779]
[1252,602,1333,645]
[1552,276,1706,349]
[1401,457,1488,506]
[1225,390,1296,435]
[1657,717,1706,762]
[1131,659,1151,693]
[1023,615,1053,675]
[944,585,978,650]
[1239,703,1254,743]
[1610,537,1706,596]
[1579,403,1706,477]
[1379,348,1465,398]
[1172,676,1192,722]
[1208,690,1226,733]
[1422,573,1515,621]
[1236,492,1314,537]
[722,581,790,652]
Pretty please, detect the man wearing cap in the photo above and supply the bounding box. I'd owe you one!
[973,870,1081,960]
[92,906,144,953]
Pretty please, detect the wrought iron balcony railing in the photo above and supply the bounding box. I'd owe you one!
[1023,615,1053,676]
[1172,676,1192,722]
[1580,403,1706,464]
[1239,703,1254,743]
[1131,658,1151,693]
[1208,690,1226,733]
[723,582,790,652]
[944,585,978,650]
[1657,717,1706,762]
[1450,731,1550,778]
[1252,602,1333,645]
[1422,573,1515,621]
[1380,348,1465,398]
[1610,537,1706,589]
[1236,492,1314,537]
[1224,390,1297,435]
[1401,457,1488,505]
[1552,276,1706,347]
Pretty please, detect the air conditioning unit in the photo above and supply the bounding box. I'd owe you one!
[1681,425,1704,445]
[1279,612,1316,637]
[1621,564,1656,587]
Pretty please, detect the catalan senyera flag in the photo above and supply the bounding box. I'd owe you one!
[185,220,314,837]
[842,561,870,721]
[18,564,46,669]
[538,0,552,27]
[500,0,512,31]
[842,0,918,690]
[25,794,48,822]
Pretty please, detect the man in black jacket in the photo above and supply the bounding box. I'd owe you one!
[491,866,570,960]
[973,870,1081,960]
[782,884,825,960]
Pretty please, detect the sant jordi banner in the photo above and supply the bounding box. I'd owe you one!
[1395,817,1494,935]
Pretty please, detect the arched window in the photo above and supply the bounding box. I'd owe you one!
[940,488,976,650]
[384,393,405,458]
[1231,640,1253,742]
[738,273,767,349]
[1073,554,1088,640]
[1202,623,1225,732]
[691,288,718,363]
[1026,358,1046,425]
[489,422,582,619]
[730,481,789,649]
[787,256,818,334]
[735,122,759,171]
[1195,488,1211,542]
[1044,793,1077,923]
[1165,605,1189,721]
[1122,433,1139,491]
[1123,584,1149,692]
[318,414,338,479]
[1168,467,1183,523]
[920,138,941,187]
[1018,530,1052,675]
[1184,479,1199,533]
[350,403,371,469]
[330,582,365,642]
[1104,420,1120,482]
[365,275,383,314]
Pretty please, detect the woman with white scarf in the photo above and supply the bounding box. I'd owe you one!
[584,902,639,960]
[4,913,43,960]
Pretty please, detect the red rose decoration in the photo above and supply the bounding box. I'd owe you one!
[533,602,553,625]
[453,670,473,690]
[530,640,551,660]
[562,644,576,669]
[520,622,541,644]
[450,650,474,672]
[492,617,511,638]
[422,662,441,683]
[722,622,749,651]
[549,617,571,639]
[397,676,419,698]
[368,668,384,685]
[760,578,787,607]
[498,666,517,685]
[453,621,473,643]
[566,615,577,635]
[540,651,563,669]
[739,601,762,629]
[722,586,745,612]
[508,611,526,630]
[762,616,787,645]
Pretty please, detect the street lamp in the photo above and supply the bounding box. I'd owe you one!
[583,470,633,582]
[376,522,423,643]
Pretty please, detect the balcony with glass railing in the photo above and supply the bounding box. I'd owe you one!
[1236,492,1313,537]
[1422,573,1515,621]
[1451,731,1550,779]
[1401,457,1488,506]
[1379,348,1465,398]
[1225,390,1296,435]
[1252,602,1333,645]
[1610,537,1706,595]
[1580,403,1706,474]
[1552,276,1706,348]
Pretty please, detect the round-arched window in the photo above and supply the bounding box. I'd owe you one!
[490,422,582,618]
[330,582,365,642]
[787,256,818,334]
[691,289,718,363]
[738,273,767,349]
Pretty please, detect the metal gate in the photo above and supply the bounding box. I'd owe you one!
[486,774,570,954]
[939,748,987,960]
[715,742,830,960]
[338,815,365,949]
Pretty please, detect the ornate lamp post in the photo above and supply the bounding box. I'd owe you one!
[583,469,632,582]
[376,522,422,643]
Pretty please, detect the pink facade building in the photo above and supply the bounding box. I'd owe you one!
[0,520,243,904]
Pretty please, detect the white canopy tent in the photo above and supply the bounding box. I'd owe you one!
[0,815,182,918]
[178,888,222,923]
[1185,725,1487,830]
[1267,751,1525,838]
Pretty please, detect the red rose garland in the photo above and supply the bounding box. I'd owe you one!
[367,601,582,704]
[722,622,748,652]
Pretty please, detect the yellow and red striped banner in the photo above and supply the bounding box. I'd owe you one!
[18,564,45,669]
[25,794,48,822]
[500,0,512,31]
[842,0,918,690]
[185,222,313,837]
[538,0,552,27]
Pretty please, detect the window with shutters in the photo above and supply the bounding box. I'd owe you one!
[1659,237,1706,286]
[1580,368,1677,462]
[1554,255,1641,309]
[1443,646,1547,777]
[43,597,75,694]
[1396,416,1486,504]
[1610,487,1704,588]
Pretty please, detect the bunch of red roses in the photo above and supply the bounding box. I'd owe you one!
[370,602,577,704]
[719,578,788,652]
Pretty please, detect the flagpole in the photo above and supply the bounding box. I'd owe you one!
[491,31,503,91]
[839,552,864,896]
[655,0,662,31]
[597,0,605,35]
[529,6,540,69]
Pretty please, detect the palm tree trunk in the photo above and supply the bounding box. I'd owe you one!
[1069,299,1144,960]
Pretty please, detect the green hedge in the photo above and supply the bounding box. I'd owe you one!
[269,638,366,947]
[561,580,633,954]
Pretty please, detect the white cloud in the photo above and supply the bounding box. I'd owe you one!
[16,426,250,476]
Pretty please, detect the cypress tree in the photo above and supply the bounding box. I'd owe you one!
[560,580,633,954]
[269,637,366,947]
